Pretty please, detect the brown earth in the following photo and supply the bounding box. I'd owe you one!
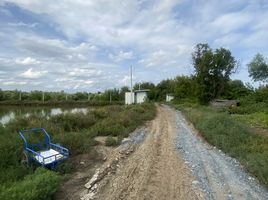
[81,105,203,200]
[54,146,114,200]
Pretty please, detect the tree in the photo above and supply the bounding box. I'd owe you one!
[174,76,196,99]
[247,53,268,82]
[223,80,252,99]
[119,86,130,101]
[155,79,175,101]
[192,43,238,103]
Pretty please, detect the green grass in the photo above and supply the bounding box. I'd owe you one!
[0,168,62,200]
[105,136,118,146]
[233,112,268,129]
[174,104,268,188]
[0,103,156,199]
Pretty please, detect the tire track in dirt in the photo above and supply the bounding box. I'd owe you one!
[82,105,203,200]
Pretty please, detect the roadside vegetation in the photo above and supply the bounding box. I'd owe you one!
[0,103,156,199]
[174,104,268,187]
[168,44,268,188]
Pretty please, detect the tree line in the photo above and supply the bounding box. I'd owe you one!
[0,43,267,104]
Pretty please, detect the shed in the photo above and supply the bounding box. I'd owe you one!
[210,99,240,108]
[166,94,174,102]
[125,89,149,104]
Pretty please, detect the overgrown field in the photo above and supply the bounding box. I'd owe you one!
[174,103,268,188]
[0,103,156,199]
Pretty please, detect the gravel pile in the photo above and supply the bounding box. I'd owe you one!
[175,110,268,200]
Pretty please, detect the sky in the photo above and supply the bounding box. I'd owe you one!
[0,0,268,92]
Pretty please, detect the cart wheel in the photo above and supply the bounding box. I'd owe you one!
[21,151,29,167]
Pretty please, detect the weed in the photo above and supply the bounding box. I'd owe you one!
[105,136,118,146]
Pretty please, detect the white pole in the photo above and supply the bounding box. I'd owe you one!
[130,65,133,104]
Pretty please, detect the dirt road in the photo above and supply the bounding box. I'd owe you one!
[80,105,267,200]
[81,105,203,200]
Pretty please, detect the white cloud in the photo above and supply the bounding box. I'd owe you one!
[3,81,28,86]
[109,51,134,62]
[15,57,40,65]
[211,12,253,34]
[8,22,38,28]
[20,68,47,79]
[68,68,102,77]
[1,0,268,91]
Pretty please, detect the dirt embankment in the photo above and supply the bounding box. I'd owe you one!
[81,105,203,200]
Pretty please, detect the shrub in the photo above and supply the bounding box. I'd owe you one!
[0,168,62,200]
[105,136,118,146]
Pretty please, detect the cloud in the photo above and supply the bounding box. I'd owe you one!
[0,1,268,91]
[8,22,38,28]
[109,50,134,62]
[15,57,40,65]
[68,68,102,78]
[19,68,47,79]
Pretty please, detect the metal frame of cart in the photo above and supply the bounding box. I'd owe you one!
[18,128,69,169]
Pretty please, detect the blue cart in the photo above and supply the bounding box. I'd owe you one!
[19,128,69,169]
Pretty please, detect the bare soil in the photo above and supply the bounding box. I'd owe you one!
[81,105,203,200]
[54,146,114,200]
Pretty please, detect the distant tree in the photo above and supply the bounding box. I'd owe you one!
[0,89,3,101]
[192,43,238,103]
[119,86,130,101]
[174,76,196,99]
[247,53,268,82]
[223,80,252,99]
[155,79,175,101]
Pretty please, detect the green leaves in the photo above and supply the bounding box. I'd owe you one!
[248,53,268,82]
[192,43,237,103]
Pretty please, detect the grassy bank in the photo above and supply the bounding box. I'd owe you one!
[174,103,268,188]
[0,103,156,199]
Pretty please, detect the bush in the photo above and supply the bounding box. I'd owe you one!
[105,136,118,146]
[0,168,62,200]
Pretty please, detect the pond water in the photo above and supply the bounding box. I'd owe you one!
[0,106,91,126]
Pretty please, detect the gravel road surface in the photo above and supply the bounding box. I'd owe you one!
[175,108,268,200]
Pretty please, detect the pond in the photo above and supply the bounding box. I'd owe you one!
[0,106,91,126]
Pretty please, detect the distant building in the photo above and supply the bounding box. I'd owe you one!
[166,94,174,102]
[125,90,149,104]
[210,99,240,108]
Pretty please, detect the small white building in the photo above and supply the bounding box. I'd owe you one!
[166,94,174,102]
[125,90,149,104]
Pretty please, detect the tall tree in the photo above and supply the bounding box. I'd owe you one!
[247,53,268,82]
[192,43,237,103]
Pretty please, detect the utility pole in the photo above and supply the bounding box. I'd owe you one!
[109,92,112,102]
[19,91,22,101]
[66,94,68,101]
[130,65,133,104]
[88,93,90,101]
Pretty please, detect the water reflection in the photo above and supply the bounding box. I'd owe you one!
[0,107,90,126]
